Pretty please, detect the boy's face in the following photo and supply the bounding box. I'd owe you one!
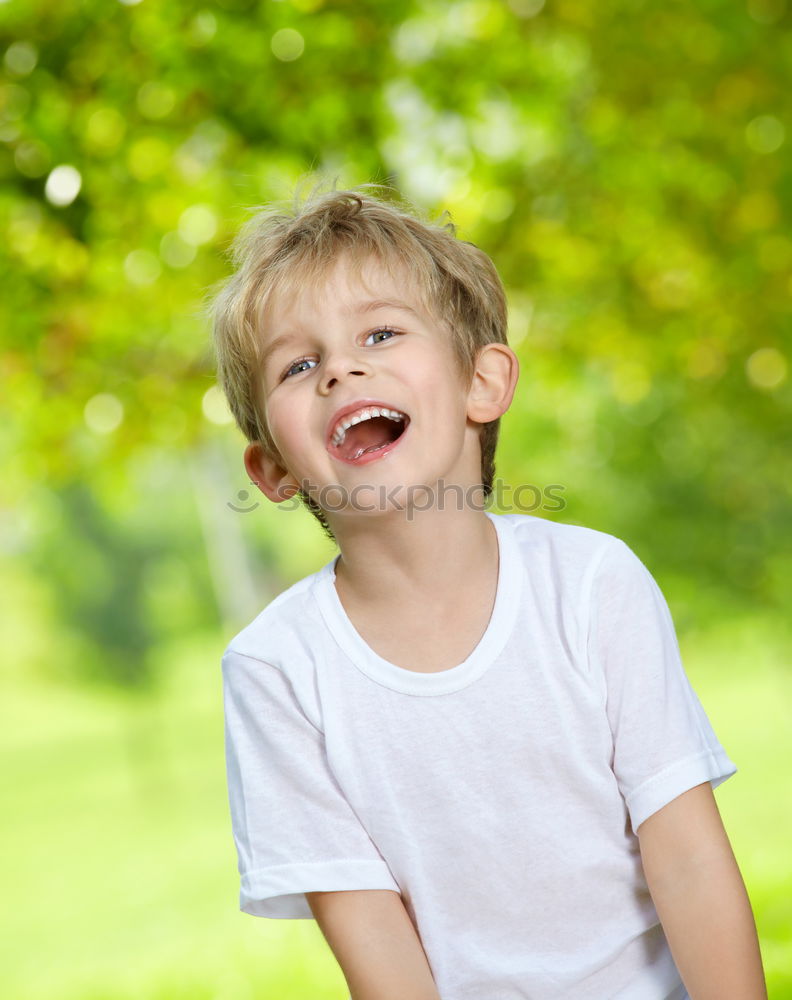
[248,254,488,519]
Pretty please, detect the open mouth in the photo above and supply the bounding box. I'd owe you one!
[329,406,410,464]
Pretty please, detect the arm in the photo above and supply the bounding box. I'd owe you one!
[306,889,441,1000]
[637,782,767,1000]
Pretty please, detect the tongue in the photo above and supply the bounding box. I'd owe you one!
[340,417,395,461]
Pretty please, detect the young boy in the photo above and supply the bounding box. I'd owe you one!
[212,187,767,1000]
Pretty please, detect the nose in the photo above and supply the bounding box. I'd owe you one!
[319,350,372,394]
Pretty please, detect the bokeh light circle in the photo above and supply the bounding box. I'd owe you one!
[44,165,82,206]
[745,115,785,154]
[4,41,38,76]
[746,347,787,390]
[84,394,124,434]
[178,204,218,246]
[124,249,162,286]
[271,28,305,62]
[202,386,234,425]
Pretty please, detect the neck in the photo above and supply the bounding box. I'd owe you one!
[329,503,497,609]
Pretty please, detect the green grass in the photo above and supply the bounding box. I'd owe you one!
[2,618,790,999]
[1,632,347,1000]
[679,613,792,995]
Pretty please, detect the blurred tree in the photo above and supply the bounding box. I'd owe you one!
[1,0,790,685]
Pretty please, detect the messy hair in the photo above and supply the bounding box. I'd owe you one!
[211,183,509,541]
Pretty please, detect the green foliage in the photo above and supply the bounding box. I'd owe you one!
[2,1,790,674]
[1,1,789,994]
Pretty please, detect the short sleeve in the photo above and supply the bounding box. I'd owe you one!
[222,649,400,918]
[587,538,737,833]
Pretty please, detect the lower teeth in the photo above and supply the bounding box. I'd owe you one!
[353,443,387,460]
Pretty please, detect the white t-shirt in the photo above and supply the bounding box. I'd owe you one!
[222,511,736,1000]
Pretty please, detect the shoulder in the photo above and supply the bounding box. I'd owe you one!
[493,511,626,582]
[220,561,338,731]
[221,558,334,681]
[492,513,659,625]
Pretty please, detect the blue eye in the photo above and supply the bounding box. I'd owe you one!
[367,327,398,344]
[283,357,316,379]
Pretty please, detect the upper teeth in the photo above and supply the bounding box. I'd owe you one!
[331,406,406,447]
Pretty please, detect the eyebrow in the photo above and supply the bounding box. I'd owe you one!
[259,299,421,371]
[260,333,299,371]
[352,298,420,317]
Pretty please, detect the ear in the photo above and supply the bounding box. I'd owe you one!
[244,442,300,504]
[466,343,520,424]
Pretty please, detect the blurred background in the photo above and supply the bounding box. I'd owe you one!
[1,0,790,996]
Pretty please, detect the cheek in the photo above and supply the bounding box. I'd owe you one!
[268,401,316,459]
[265,403,296,449]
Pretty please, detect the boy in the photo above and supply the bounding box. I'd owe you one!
[212,187,766,1000]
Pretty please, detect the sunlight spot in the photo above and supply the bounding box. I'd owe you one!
[179,204,218,246]
[202,386,234,425]
[745,115,785,154]
[271,28,305,62]
[44,165,81,206]
[746,347,787,390]
[84,394,124,434]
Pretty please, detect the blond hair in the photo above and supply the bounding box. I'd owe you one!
[211,184,509,539]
